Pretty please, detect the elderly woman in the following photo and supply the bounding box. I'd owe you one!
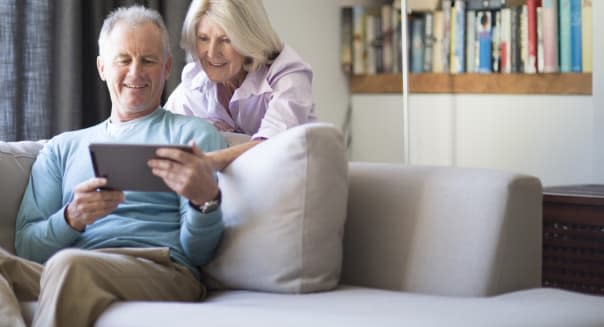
[165,0,317,171]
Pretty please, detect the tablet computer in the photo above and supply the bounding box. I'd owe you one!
[89,143,192,192]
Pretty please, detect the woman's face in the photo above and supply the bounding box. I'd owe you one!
[196,17,246,85]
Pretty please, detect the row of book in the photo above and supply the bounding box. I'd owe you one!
[341,0,593,75]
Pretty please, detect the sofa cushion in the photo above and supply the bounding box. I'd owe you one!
[205,123,348,293]
[0,141,45,254]
[88,287,604,327]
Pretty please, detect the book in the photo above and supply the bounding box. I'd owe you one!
[381,4,393,73]
[352,6,365,75]
[364,9,378,74]
[442,0,452,72]
[542,0,559,73]
[500,8,512,73]
[466,10,477,72]
[450,0,466,74]
[559,0,571,72]
[526,0,541,74]
[492,9,501,73]
[432,10,445,72]
[520,4,528,73]
[510,6,522,72]
[477,10,493,73]
[411,14,425,73]
[582,0,592,72]
[423,12,434,72]
[570,0,582,72]
[340,8,353,74]
[392,6,402,73]
[537,7,544,72]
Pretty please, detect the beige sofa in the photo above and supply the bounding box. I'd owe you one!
[1,124,604,326]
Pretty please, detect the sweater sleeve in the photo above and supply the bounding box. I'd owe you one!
[178,120,228,265]
[15,142,81,263]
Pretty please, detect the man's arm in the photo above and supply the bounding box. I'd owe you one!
[149,140,225,266]
[15,144,81,263]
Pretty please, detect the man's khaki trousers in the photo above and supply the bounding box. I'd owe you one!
[0,247,203,327]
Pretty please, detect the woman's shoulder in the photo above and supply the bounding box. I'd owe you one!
[263,44,313,85]
[268,44,312,75]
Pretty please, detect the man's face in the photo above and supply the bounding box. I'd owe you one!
[97,21,172,122]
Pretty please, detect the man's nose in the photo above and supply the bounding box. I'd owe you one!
[128,60,143,75]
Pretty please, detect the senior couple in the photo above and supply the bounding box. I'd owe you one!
[0,1,316,326]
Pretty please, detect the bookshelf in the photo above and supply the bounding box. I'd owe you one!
[343,0,593,96]
[350,72,592,94]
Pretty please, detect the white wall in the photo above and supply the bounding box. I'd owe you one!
[351,94,594,186]
[263,0,350,130]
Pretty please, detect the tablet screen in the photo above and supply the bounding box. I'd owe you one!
[89,143,192,192]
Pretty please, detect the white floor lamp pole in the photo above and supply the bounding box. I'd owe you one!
[400,0,410,165]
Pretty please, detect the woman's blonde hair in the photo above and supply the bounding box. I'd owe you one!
[181,0,283,71]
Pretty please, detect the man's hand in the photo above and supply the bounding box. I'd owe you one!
[148,141,219,206]
[65,178,124,231]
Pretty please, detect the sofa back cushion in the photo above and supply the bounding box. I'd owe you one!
[0,141,44,253]
[205,123,348,293]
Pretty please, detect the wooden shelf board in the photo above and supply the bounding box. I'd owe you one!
[350,73,592,95]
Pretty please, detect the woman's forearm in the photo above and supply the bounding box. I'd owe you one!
[207,139,264,171]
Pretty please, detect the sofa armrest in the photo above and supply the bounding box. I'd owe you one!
[0,141,45,254]
[341,162,542,297]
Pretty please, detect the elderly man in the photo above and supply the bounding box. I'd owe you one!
[0,5,226,327]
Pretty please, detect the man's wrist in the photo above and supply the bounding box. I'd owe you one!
[64,204,85,232]
[189,189,222,214]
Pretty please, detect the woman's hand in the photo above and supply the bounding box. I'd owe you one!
[65,178,124,232]
[148,141,219,206]
[209,119,235,132]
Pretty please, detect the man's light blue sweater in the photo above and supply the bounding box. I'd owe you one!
[15,108,227,279]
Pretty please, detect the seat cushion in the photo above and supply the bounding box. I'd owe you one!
[78,286,604,327]
[205,123,348,293]
[0,141,45,253]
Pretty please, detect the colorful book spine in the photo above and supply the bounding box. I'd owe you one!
[570,0,582,72]
[520,4,528,73]
[477,10,493,73]
[392,7,402,73]
[500,8,512,73]
[450,0,465,73]
[364,11,377,74]
[510,6,522,72]
[466,10,477,73]
[432,11,445,72]
[492,10,501,73]
[340,8,353,74]
[537,7,544,72]
[582,0,592,72]
[411,15,425,73]
[526,0,541,74]
[423,13,434,72]
[542,0,559,73]
[559,0,571,72]
[352,6,365,75]
[381,5,393,73]
[442,0,452,73]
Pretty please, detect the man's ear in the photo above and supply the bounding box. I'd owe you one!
[97,56,106,81]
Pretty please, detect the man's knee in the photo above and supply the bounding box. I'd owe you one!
[42,249,95,282]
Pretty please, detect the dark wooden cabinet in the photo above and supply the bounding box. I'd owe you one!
[542,185,604,295]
